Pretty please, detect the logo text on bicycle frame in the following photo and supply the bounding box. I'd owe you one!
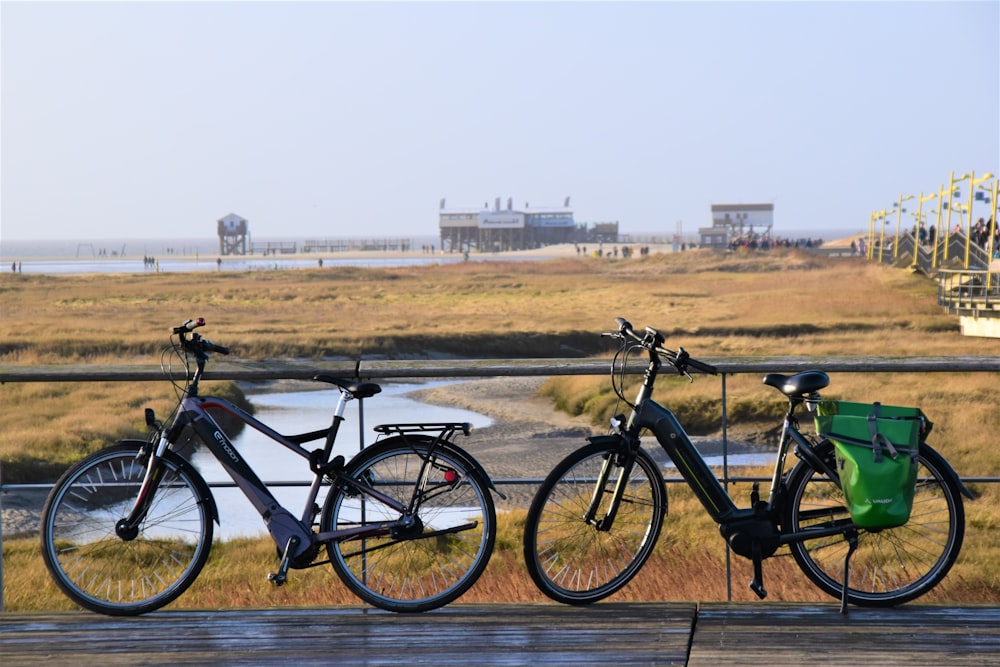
[214,431,239,462]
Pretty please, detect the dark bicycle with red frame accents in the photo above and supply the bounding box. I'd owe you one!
[523,318,971,613]
[40,318,500,616]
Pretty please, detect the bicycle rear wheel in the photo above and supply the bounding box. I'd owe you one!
[40,443,214,616]
[523,440,667,604]
[321,436,496,612]
[785,440,965,606]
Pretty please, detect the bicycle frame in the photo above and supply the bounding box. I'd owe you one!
[128,389,409,549]
[619,347,854,552]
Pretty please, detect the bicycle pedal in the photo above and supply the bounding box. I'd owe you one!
[267,572,287,587]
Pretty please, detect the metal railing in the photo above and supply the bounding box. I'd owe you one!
[2,356,999,611]
[938,268,1000,314]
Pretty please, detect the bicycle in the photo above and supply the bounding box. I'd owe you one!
[523,318,972,613]
[41,318,500,616]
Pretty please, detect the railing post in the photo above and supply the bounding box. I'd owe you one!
[721,373,733,602]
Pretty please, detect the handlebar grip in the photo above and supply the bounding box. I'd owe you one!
[669,346,718,376]
[202,339,230,355]
[686,356,718,375]
[173,318,206,334]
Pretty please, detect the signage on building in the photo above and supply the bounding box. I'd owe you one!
[479,212,525,229]
[710,203,773,230]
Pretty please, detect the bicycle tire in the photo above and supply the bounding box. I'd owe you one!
[40,443,215,616]
[321,435,496,612]
[785,440,965,607]
[523,440,667,604]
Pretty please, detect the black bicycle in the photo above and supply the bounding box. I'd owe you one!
[523,318,971,612]
[41,318,500,615]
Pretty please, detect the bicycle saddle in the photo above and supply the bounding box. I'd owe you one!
[762,370,829,398]
[313,374,382,399]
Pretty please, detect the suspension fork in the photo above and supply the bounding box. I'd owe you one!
[117,412,192,537]
[583,434,638,531]
[585,348,660,530]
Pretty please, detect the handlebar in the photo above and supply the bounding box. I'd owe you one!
[172,318,230,356]
[610,317,717,376]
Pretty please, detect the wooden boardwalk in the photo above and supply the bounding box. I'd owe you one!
[1,603,997,666]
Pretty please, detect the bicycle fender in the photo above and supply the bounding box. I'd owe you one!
[924,442,976,500]
[438,440,506,500]
[586,434,626,448]
[117,438,221,524]
[370,435,506,500]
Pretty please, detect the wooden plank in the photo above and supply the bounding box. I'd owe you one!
[3,603,998,665]
[687,603,1000,666]
[0,603,697,667]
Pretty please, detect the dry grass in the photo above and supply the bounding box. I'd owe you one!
[6,503,997,612]
[2,248,998,610]
[2,248,995,480]
[0,249,987,363]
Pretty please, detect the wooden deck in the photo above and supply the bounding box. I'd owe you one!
[1,603,997,666]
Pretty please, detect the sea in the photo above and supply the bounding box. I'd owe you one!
[0,235,461,275]
[0,228,860,275]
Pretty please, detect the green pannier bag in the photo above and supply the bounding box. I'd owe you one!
[814,401,931,529]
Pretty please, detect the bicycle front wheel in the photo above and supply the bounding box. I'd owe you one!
[321,436,496,612]
[523,440,667,604]
[785,440,965,607]
[40,443,214,616]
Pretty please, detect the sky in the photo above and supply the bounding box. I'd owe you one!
[1,1,998,242]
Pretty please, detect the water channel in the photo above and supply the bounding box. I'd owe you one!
[188,380,773,541]
[187,380,492,541]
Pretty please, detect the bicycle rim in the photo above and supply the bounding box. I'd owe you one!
[523,442,666,604]
[786,441,964,606]
[40,445,214,616]
[323,438,496,612]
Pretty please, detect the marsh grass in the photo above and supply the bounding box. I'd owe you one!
[2,248,998,609]
[6,499,997,612]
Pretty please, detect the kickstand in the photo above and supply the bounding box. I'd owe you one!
[840,530,859,616]
[268,535,300,587]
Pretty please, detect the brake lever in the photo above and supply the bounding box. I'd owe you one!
[674,348,695,382]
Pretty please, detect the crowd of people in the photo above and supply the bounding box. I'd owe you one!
[854,216,998,260]
[971,217,999,258]
[916,217,997,258]
[726,233,824,251]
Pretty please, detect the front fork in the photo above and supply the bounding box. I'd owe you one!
[584,432,639,531]
[112,445,164,539]
[117,411,182,539]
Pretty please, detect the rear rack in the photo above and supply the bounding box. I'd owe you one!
[372,422,472,438]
